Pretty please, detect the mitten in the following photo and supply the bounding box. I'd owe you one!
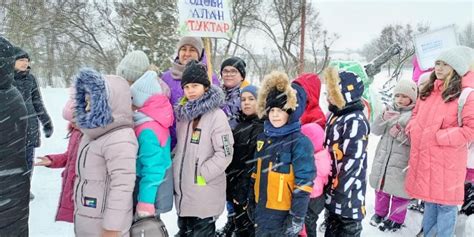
[389,124,401,138]
[382,110,400,121]
[136,202,155,218]
[43,122,53,138]
[284,214,305,236]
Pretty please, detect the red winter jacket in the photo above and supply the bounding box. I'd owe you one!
[47,126,83,222]
[294,73,326,128]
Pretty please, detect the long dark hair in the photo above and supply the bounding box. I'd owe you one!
[419,71,462,102]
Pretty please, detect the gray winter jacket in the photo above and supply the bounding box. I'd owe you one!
[173,85,234,219]
[369,104,413,199]
[73,70,138,237]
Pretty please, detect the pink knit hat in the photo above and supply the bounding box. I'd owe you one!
[62,87,76,122]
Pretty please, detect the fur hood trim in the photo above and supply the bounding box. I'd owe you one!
[257,71,297,118]
[324,67,346,109]
[174,85,225,121]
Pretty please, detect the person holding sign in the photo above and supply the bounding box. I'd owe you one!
[162,36,220,149]
[405,46,474,237]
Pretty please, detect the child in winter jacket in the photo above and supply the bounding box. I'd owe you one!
[35,89,83,223]
[173,60,234,236]
[224,85,263,237]
[130,71,174,218]
[368,79,418,232]
[323,67,370,237]
[405,46,474,237]
[249,71,316,237]
[73,68,138,237]
[299,123,331,237]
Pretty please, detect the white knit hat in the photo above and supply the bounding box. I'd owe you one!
[130,71,162,107]
[436,46,474,76]
[116,50,150,83]
[394,79,418,103]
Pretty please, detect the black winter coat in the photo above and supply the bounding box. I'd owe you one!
[226,114,263,205]
[13,69,51,147]
[0,37,30,237]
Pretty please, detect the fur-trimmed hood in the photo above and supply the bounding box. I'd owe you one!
[324,67,364,109]
[75,68,134,139]
[257,71,298,118]
[174,85,225,121]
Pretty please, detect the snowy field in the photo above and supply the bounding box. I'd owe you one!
[29,70,471,236]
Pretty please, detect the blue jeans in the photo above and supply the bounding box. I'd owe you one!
[422,202,458,237]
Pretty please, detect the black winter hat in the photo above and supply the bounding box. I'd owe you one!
[266,88,292,114]
[0,37,16,89]
[181,60,211,88]
[220,56,246,78]
[14,47,30,61]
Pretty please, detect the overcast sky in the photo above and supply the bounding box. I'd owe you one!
[313,0,473,51]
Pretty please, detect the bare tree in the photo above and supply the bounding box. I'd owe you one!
[459,22,473,48]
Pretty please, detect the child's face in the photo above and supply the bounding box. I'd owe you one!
[434,60,454,80]
[394,93,412,107]
[269,107,289,128]
[240,92,257,116]
[183,83,206,101]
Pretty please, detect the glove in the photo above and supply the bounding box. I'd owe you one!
[389,124,401,138]
[43,122,53,138]
[136,202,155,218]
[284,214,305,236]
[382,110,400,121]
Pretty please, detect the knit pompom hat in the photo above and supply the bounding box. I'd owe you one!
[393,79,418,103]
[130,71,162,107]
[436,46,474,76]
[116,50,150,83]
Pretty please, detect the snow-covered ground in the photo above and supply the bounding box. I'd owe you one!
[29,70,472,236]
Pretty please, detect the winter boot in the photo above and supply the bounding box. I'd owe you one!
[408,199,424,213]
[378,219,402,232]
[369,214,384,227]
[216,216,235,237]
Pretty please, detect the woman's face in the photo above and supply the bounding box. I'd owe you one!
[178,45,199,65]
[434,60,454,80]
[222,66,243,89]
[240,92,257,116]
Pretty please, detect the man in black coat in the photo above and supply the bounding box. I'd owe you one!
[12,47,53,179]
[0,37,30,236]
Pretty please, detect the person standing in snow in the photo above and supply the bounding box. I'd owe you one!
[368,79,418,232]
[248,71,315,237]
[130,71,174,219]
[73,68,138,237]
[34,88,83,223]
[161,36,220,149]
[173,60,233,236]
[0,36,30,237]
[405,46,474,237]
[292,73,327,128]
[12,47,53,200]
[323,67,370,237]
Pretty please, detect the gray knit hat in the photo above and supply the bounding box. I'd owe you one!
[436,46,474,76]
[116,50,150,83]
[130,71,162,107]
[394,79,418,103]
[176,37,204,59]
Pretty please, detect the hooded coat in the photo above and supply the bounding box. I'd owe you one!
[134,94,174,214]
[405,72,474,205]
[293,73,326,128]
[323,67,370,221]
[173,85,234,218]
[0,37,30,237]
[250,71,315,233]
[73,69,138,237]
[12,47,52,148]
[369,103,414,199]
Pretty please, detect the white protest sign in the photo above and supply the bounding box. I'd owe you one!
[414,25,458,70]
[178,0,233,38]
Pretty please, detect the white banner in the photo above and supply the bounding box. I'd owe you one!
[414,25,458,70]
[178,0,233,38]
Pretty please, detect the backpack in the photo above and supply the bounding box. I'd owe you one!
[457,87,474,169]
[130,216,169,237]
